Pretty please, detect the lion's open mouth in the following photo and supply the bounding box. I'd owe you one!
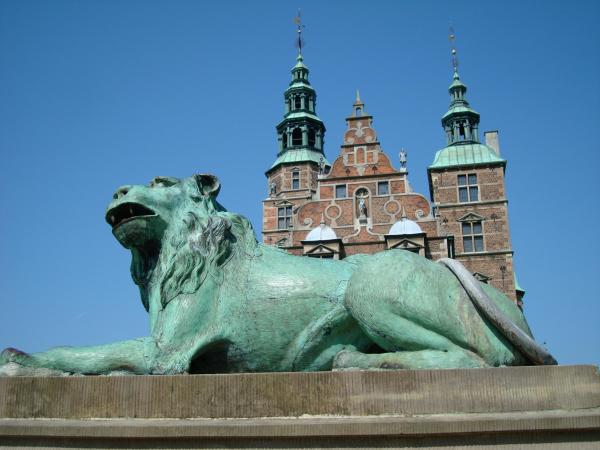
[106,203,157,228]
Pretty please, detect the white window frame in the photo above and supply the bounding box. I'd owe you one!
[377,181,389,196]
[277,206,293,229]
[458,173,479,203]
[462,220,484,253]
[335,184,347,199]
[291,170,300,190]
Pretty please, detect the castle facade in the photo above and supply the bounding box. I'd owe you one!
[262,51,523,305]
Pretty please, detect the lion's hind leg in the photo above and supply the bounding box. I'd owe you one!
[332,348,488,371]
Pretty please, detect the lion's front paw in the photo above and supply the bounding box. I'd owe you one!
[0,362,26,376]
[0,362,71,377]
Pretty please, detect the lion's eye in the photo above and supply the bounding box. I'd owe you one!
[150,177,178,188]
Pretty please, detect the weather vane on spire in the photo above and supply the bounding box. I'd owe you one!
[449,26,459,71]
[293,9,305,55]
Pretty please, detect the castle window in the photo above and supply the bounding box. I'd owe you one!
[377,181,389,195]
[309,254,334,259]
[294,96,302,110]
[458,174,479,202]
[282,133,288,148]
[292,170,300,190]
[277,206,293,229]
[335,184,347,199]
[308,129,316,147]
[292,127,302,146]
[462,221,483,253]
[459,123,466,140]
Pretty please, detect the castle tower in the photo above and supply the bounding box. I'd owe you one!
[262,20,329,249]
[428,47,520,303]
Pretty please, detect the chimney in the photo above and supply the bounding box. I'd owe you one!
[484,130,500,156]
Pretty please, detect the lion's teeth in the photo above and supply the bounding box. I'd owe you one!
[129,207,133,216]
[111,215,115,224]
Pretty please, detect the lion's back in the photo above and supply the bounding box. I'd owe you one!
[343,250,529,364]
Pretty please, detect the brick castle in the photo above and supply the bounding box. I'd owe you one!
[261,42,523,306]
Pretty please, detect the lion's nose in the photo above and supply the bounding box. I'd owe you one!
[113,185,132,200]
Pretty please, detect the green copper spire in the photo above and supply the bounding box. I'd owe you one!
[441,68,480,145]
[268,13,328,172]
[441,29,480,145]
[430,30,505,170]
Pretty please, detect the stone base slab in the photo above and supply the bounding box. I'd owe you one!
[1,365,599,449]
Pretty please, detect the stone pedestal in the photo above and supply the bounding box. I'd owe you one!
[1,365,599,449]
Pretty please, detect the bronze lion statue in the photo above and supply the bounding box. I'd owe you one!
[0,174,555,375]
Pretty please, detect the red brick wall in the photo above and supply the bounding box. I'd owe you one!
[429,164,516,300]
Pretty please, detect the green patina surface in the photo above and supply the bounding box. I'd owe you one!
[0,174,550,376]
[282,111,322,121]
[429,143,505,169]
[269,52,327,173]
[270,149,329,169]
[515,273,525,294]
[441,104,479,120]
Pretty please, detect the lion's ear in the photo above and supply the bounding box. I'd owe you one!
[193,174,221,198]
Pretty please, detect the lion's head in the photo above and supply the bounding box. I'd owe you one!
[105,174,256,310]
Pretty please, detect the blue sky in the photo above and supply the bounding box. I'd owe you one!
[0,0,598,367]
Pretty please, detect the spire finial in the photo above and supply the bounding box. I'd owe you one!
[293,9,305,56]
[449,26,459,74]
[320,213,325,226]
[401,206,408,220]
[356,89,361,103]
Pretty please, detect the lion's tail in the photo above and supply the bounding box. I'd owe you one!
[439,258,557,366]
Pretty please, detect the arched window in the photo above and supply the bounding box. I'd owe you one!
[356,107,362,116]
[294,96,302,110]
[282,133,288,148]
[459,123,466,140]
[292,127,302,146]
[308,128,316,147]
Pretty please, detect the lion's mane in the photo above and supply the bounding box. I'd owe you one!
[131,195,257,310]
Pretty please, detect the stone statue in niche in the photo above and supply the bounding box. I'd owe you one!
[0,174,555,376]
[356,189,369,222]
